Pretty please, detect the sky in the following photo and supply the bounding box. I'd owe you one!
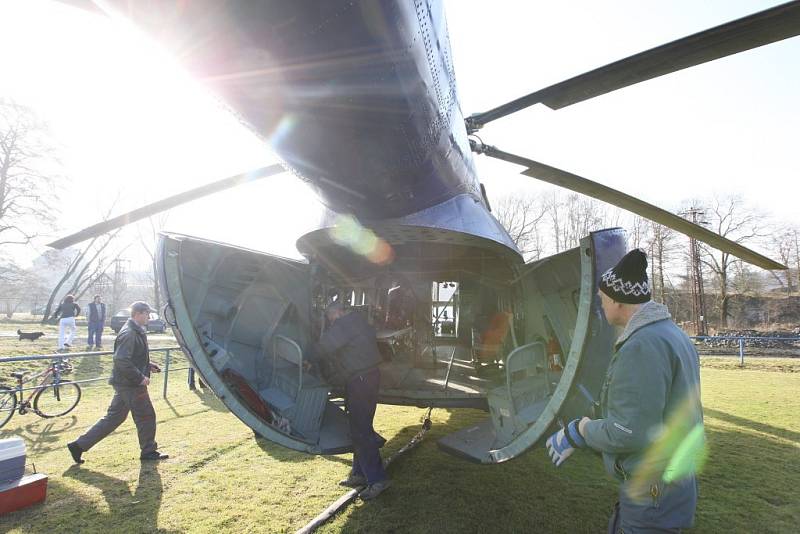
[0,0,798,268]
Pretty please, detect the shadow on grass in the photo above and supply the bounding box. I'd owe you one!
[190,388,229,413]
[252,431,352,466]
[704,407,800,443]
[61,462,178,533]
[19,415,79,455]
[329,415,800,534]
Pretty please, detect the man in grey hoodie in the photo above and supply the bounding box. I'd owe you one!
[546,249,705,533]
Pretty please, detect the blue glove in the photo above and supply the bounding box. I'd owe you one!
[545,419,586,467]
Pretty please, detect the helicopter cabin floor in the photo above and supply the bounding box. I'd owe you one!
[378,343,501,406]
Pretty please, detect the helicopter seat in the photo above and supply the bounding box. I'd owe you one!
[488,342,549,443]
[471,328,502,368]
[259,335,328,439]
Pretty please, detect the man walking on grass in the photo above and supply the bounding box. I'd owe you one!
[68,301,169,463]
[546,249,704,533]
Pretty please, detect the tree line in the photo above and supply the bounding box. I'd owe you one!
[494,191,799,329]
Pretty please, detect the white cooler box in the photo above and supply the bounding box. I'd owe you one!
[0,437,26,483]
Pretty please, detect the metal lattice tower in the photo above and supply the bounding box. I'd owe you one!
[681,208,708,336]
[110,258,129,313]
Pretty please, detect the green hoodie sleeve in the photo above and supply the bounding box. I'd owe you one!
[582,336,671,454]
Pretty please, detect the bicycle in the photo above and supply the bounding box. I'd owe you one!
[0,358,82,429]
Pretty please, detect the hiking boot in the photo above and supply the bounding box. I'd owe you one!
[85,345,93,352]
[338,473,367,488]
[67,441,84,464]
[140,451,169,461]
[95,345,102,350]
[359,480,392,500]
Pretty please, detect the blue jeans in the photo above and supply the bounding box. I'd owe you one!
[345,367,386,484]
[88,321,104,347]
[608,476,697,533]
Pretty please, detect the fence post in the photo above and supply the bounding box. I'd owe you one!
[738,338,745,367]
[162,348,171,399]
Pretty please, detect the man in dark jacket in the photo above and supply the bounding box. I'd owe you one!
[85,294,107,351]
[68,302,168,463]
[546,250,704,533]
[310,301,390,500]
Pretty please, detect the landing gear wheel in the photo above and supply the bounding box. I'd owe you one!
[33,381,81,418]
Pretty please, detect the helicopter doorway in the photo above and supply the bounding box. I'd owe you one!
[431,281,459,338]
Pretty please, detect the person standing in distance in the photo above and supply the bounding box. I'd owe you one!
[53,294,80,352]
[546,249,704,533]
[68,302,169,463]
[86,294,107,351]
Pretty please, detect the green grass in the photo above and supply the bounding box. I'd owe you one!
[0,342,798,532]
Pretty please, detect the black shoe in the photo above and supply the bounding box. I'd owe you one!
[338,473,367,488]
[67,442,84,464]
[140,451,169,461]
[359,480,392,500]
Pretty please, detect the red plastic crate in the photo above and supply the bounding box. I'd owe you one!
[0,473,48,515]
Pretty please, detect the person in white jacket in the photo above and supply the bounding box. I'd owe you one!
[52,294,81,352]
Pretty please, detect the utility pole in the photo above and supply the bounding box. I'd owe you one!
[110,258,129,314]
[681,208,708,336]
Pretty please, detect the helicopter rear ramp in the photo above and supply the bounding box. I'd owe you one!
[437,229,626,462]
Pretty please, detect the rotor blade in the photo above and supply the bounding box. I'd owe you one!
[467,1,800,130]
[47,164,285,249]
[474,143,786,271]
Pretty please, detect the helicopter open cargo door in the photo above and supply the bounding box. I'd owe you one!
[437,228,626,463]
[158,234,353,455]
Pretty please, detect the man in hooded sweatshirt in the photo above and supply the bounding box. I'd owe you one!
[546,249,705,533]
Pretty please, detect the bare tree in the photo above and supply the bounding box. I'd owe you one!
[137,214,169,311]
[547,192,618,253]
[698,195,765,328]
[627,215,651,250]
[0,261,48,318]
[0,99,57,247]
[731,261,765,296]
[493,194,547,261]
[793,226,800,293]
[768,225,795,295]
[649,222,679,306]
[41,231,122,323]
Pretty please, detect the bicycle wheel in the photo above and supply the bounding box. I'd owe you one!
[33,381,81,418]
[0,386,17,429]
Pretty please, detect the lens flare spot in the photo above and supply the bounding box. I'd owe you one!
[367,240,395,265]
[268,114,297,148]
[663,423,707,483]
[328,215,394,265]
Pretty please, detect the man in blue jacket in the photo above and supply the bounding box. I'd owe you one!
[310,301,390,500]
[68,302,168,463]
[85,294,107,351]
[546,250,704,533]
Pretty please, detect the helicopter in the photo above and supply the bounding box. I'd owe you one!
[51,0,795,463]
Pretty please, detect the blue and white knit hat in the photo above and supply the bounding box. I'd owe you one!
[599,249,651,304]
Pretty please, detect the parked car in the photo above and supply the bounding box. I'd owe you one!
[108,310,167,334]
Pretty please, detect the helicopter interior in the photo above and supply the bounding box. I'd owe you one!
[158,225,622,462]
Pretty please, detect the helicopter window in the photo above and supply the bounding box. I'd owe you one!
[432,281,459,337]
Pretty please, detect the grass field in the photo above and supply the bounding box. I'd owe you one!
[0,334,798,533]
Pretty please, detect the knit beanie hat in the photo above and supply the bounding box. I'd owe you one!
[599,249,651,304]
